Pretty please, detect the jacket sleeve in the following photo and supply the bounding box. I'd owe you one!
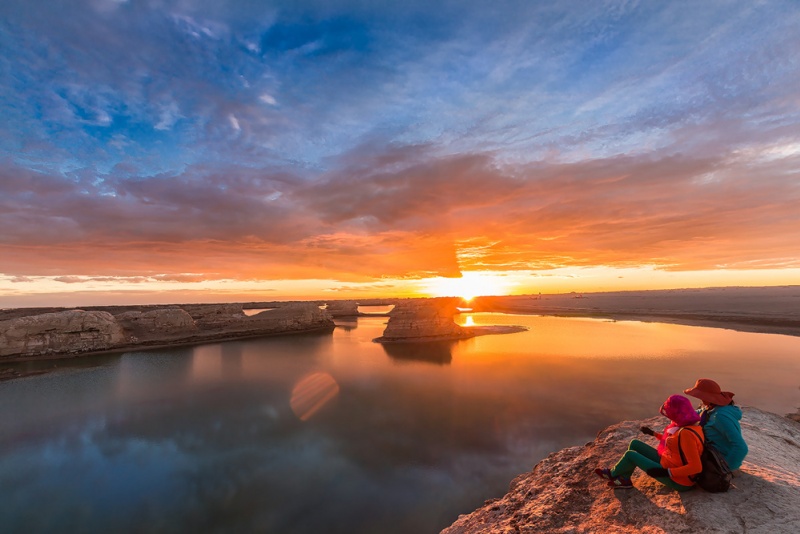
[717,412,749,469]
[669,431,703,479]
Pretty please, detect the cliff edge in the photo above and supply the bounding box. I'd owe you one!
[442,407,800,533]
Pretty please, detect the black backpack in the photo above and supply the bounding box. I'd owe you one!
[679,427,732,493]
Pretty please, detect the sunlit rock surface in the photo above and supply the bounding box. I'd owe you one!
[442,407,800,534]
[376,298,470,342]
[0,310,125,358]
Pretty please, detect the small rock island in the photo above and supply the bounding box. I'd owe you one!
[374,297,526,343]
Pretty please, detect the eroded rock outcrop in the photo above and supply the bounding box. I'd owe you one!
[0,310,125,358]
[220,303,334,336]
[181,303,246,329]
[1,303,335,360]
[442,407,800,534]
[376,298,469,342]
[326,300,360,317]
[116,308,198,342]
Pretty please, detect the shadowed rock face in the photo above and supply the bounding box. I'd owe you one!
[442,407,800,534]
[0,310,125,357]
[377,298,468,342]
[326,300,360,317]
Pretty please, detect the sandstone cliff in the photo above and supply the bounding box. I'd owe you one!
[376,297,470,342]
[0,310,125,358]
[442,407,800,534]
[326,300,361,317]
[116,308,198,342]
[1,304,335,360]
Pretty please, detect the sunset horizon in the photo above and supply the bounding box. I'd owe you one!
[2,2,799,308]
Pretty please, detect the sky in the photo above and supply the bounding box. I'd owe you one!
[1,0,800,306]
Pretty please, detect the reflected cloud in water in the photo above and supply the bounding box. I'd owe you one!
[1,314,799,533]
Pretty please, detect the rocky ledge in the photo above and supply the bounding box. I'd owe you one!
[443,407,800,534]
[0,303,334,360]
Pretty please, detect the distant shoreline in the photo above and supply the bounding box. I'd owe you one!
[470,285,800,338]
[3,286,799,368]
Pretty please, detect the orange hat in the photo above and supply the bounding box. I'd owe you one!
[684,378,734,406]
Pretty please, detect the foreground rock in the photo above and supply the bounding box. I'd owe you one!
[1,304,335,360]
[443,407,800,534]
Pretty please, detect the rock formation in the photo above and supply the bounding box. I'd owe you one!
[219,303,334,336]
[376,298,470,342]
[180,303,246,329]
[1,304,335,360]
[0,310,125,358]
[442,407,800,534]
[116,308,198,342]
[326,300,360,317]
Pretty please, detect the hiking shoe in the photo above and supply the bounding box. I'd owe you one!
[607,476,633,489]
[594,468,614,481]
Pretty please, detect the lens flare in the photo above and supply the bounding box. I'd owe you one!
[290,372,340,421]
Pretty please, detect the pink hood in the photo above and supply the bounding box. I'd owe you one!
[660,394,700,427]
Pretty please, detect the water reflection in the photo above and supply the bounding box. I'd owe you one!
[357,305,394,315]
[0,315,798,534]
[381,341,454,365]
[334,319,359,331]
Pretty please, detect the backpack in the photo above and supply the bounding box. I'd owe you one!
[679,427,732,493]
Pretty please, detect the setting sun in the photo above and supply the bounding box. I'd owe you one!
[421,271,514,301]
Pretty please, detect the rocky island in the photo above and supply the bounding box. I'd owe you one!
[443,406,800,534]
[374,297,526,343]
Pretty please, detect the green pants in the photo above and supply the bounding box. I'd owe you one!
[611,439,693,492]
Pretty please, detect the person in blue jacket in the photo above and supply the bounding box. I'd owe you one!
[684,378,748,470]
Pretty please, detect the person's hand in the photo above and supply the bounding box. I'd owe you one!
[645,467,669,478]
[640,426,655,436]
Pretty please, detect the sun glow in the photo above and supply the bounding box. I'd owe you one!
[421,271,513,301]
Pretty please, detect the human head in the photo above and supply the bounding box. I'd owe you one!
[683,378,734,407]
[659,394,700,426]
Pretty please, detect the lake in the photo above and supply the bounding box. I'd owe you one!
[1,313,799,533]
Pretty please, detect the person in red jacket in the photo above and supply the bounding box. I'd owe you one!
[595,394,704,490]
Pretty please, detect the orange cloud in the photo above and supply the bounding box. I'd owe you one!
[1,145,799,289]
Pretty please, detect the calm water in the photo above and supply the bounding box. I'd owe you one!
[2,314,799,533]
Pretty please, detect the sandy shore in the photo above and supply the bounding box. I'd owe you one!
[473,285,800,337]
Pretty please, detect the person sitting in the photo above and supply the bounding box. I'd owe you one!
[684,378,748,470]
[595,395,703,491]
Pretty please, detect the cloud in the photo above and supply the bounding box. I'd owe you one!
[1,1,799,296]
[1,140,798,284]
